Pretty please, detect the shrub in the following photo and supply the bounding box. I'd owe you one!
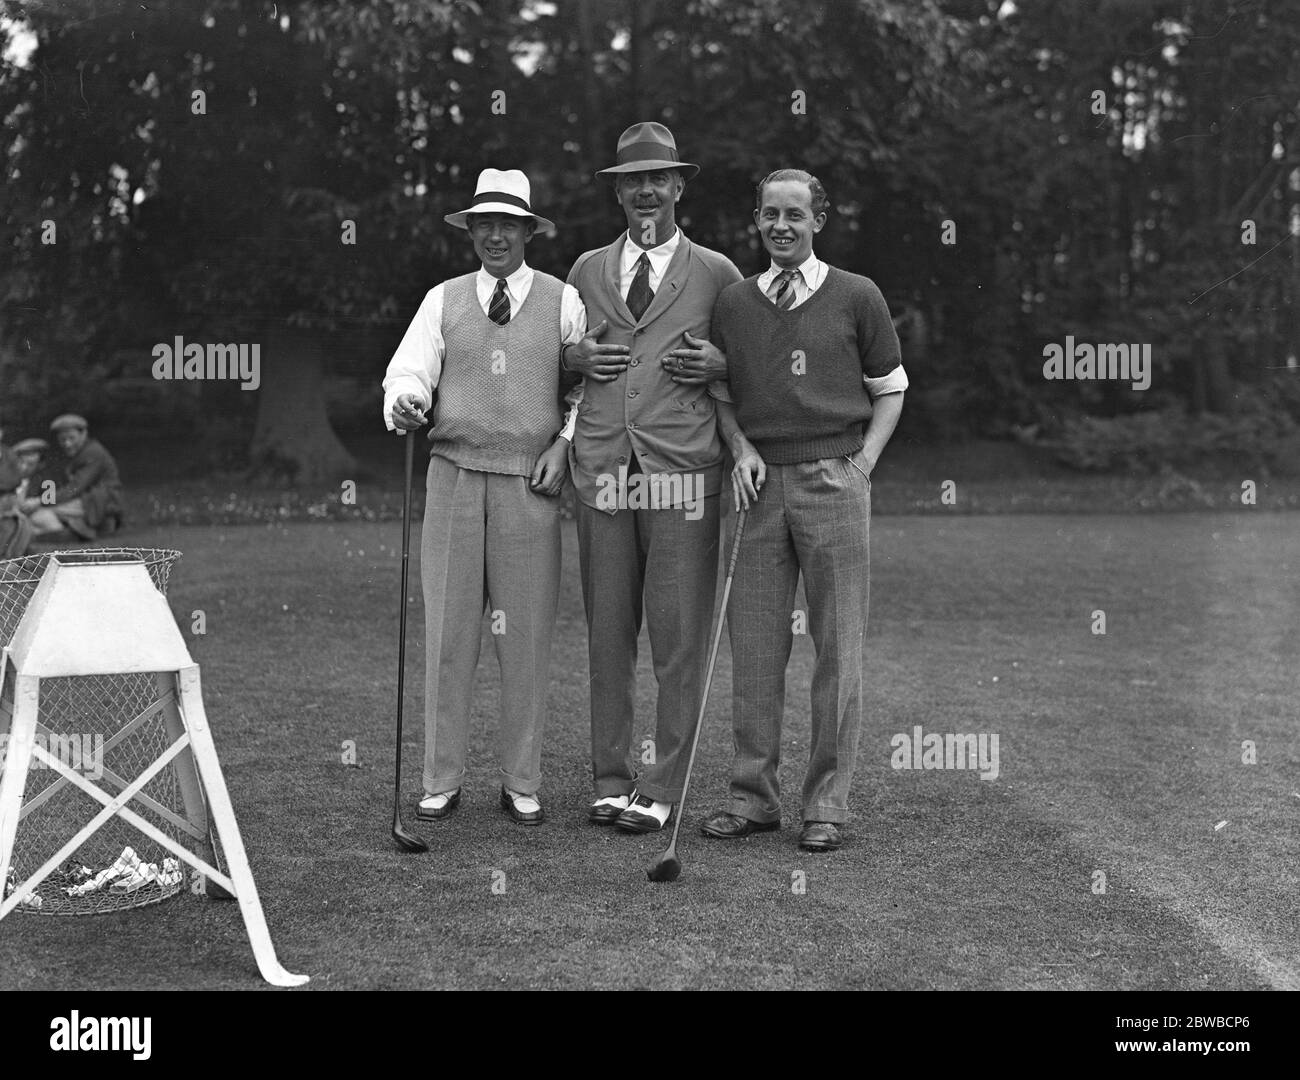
[1048,390,1299,474]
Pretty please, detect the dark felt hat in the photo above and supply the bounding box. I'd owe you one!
[596,122,699,180]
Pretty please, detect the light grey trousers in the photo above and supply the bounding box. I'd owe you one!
[420,454,561,796]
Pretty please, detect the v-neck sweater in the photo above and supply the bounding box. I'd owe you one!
[712,266,903,464]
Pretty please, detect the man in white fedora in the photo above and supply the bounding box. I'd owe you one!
[383,168,587,827]
[562,122,742,833]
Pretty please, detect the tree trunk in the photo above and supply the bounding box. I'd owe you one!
[1202,324,1235,415]
[247,325,356,487]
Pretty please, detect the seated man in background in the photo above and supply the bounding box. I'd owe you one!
[11,437,50,503]
[0,424,34,559]
[22,414,124,540]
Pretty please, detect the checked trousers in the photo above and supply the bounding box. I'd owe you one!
[725,452,871,825]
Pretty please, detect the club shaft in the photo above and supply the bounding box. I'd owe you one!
[393,433,415,827]
[662,508,748,853]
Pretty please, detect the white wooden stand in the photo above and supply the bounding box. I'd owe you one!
[0,555,307,987]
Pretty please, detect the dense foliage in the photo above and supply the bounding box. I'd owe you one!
[2,0,1296,479]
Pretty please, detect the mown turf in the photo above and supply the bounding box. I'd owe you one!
[0,510,1296,990]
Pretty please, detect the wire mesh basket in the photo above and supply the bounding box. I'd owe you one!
[0,548,201,915]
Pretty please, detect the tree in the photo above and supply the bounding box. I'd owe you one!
[8,0,1289,476]
[1,0,480,483]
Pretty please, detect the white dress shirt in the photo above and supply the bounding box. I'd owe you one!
[557,228,686,429]
[756,251,908,399]
[619,227,682,298]
[382,262,588,438]
[757,252,826,310]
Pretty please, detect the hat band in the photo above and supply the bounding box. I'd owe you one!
[467,191,533,213]
[616,141,682,166]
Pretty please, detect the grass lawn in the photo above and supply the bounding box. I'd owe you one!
[0,508,1296,990]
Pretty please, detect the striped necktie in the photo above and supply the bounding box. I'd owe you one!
[626,253,654,320]
[488,278,511,325]
[770,269,798,310]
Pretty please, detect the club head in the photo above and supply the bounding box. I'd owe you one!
[646,853,681,883]
[392,823,429,854]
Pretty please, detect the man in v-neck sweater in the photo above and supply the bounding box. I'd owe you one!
[701,169,908,853]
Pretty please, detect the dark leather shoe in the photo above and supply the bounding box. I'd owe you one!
[415,789,460,822]
[798,821,842,851]
[699,811,780,839]
[500,787,544,826]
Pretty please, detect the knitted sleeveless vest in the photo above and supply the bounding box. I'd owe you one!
[428,272,564,475]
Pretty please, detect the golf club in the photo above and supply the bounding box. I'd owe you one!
[647,506,748,883]
[391,429,429,854]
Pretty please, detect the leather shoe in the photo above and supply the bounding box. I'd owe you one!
[588,794,631,825]
[798,821,842,851]
[500,787,544,826]
[616,794,672,833]
[416,789,460,821]
[699,811,780,839]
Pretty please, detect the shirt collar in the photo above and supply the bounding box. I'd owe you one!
[762,252,820,287]
[477,261,533,303]
[621,227,682,274]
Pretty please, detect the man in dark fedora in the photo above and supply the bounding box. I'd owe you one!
[383,168,586,827]
[562,122,742,832]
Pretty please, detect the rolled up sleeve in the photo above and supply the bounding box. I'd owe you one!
[382,286,445,431]
[864,365,909,399]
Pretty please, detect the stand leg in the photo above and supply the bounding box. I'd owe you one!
[175,665,308,987]
[157,672,231,899]
[0,674,39,917]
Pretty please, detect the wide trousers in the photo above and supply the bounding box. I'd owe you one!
[420,454,561,796]
[726,454,871,825]
[576,493,720,804]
